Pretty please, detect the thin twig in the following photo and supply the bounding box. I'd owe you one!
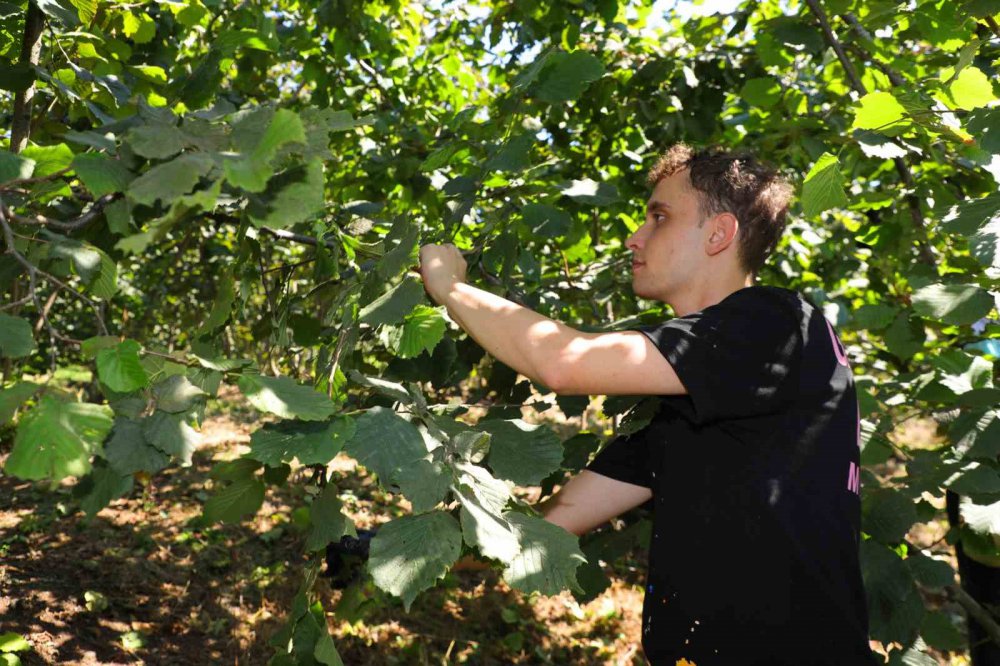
[0,195,110,336]
[2,194,118,232]
[804,0,936,267]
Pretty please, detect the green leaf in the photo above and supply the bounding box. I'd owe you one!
[558,178,618,206]
[486,133,534,172]
[920,610,963,651]
[249,417,355,466]
[534,51,605,103]
[861,540,925,645]
[502,512,585,595]
[0,633,30,652]
[305,484,351,551]
[801,152,848,218]
[911,283,994,326]
[394,458,452,513]
[938,193,1000,236]
[68,0,95,24]
[0,152,35,184]
[152,375,207,413]
[4,397,113,480]
[343,406,427,486]
[0,381,39,425]
[73,153,134,197]
[127,152,215,206]
[457,485,520,561]
[522,203,572,237]
[21,142,73,179]
[368,511,462,611]
[946,66,996,110]
[224,108,307,192]
[0,63,36,92]
[862,489,918,542]
[480,419,564,486]
[238,374,336,421]
[969,215,1000,271]
[946,462,1000,496]
[104,418,170,475]
[126,123,186,160]
[204,477,265,523]
[313,630,345,666]
[359,276,426,326]
[142,411,198,466]
[740,76,782,108]
[96,340,149,392]
[377,218,420,280]
[79,463,133,516]
[247,160,325,228]
[197,269,236,334]
[968,106,1000,153]
[0,314,35,358]
[851,91,909,133]
[386,305,446,359]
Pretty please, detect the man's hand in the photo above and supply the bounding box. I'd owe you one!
[417,243,467,304]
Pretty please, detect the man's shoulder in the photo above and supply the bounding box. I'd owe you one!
[718,285,811,322]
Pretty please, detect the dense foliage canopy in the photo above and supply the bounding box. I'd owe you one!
[2,0,999,662]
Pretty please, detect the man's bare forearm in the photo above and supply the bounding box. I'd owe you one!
[438,281,575,389]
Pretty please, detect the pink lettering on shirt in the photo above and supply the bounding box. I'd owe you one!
[825,318,849,367]
[847,461,860,495]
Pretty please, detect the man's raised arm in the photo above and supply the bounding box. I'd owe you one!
[416,243,687,397]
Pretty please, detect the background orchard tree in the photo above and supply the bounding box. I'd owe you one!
[1,0,999,662]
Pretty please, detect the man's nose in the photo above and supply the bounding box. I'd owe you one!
[626,223,645,252]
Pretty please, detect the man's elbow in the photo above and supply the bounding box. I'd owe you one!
[537,363,587,396]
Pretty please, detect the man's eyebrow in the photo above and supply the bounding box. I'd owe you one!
[646,200,671,213]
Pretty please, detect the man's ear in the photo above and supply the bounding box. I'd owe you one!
[705,212,739,257]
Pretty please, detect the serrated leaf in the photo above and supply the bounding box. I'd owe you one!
[344,407,427,486]
[225,108,307,192]
[938,193,1000,236]
[502,512,585,595]
[522,203,572,237]
[0,314,35,358]
[0,152,35,184]
[393,458,451,512]
[359,276,426,326]
[305,484,350,551]
[387,305,446,359]
[0,381,39,425]
[862,489,918,542]
[237,373,336,421]
[376,218,419,280]
[969,215,1000,271]
[968,106,1000,153]
[947,66,996,110]
[480,419,563,486]
[740,76,782,108]
[486,133,534,172]
[534,51,604,103]
[911,283,994,326]
[152,375,207,413]
[96,340,149,392]
[247,160,325,229]
[851,91,908,133]
[197,269,236,335]
[801,152,848,218]
[457,488,520,561]
[249,417,355,466]
[80,464,133,516]
[68,154,132,198]
[104,417,170,475]
[204,477,265,523]
[127,152,215,206]
[142,411,198,466]
[861,540,925,645]
[368,511,462,611]
[126,123,187,160]
[558,178,618,206]
[4,397,113,480]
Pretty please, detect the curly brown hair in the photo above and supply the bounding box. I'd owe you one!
[647,143,795,279]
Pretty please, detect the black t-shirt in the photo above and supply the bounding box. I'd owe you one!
[586,285,875,665]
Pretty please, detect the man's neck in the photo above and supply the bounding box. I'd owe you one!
[669,274,756,317]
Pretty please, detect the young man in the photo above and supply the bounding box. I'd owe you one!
[417,143,874,665]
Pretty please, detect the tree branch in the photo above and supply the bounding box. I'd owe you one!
[948,584,1000,649]
[0,196,110,336]
[803,0,936,267]
[1,194,119,232]
[10,1,45,153]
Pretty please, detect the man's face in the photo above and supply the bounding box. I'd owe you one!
[626,168,709,303]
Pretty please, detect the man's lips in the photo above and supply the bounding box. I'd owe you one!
[632,260,644,270]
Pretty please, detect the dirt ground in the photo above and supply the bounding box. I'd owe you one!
[0,388,973,665]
